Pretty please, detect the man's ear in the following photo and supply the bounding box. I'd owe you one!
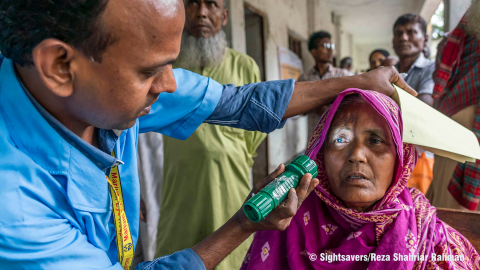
[222,8,229,26]
[31,39,77,98]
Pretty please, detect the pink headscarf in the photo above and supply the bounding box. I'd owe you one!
[240,89,479,270]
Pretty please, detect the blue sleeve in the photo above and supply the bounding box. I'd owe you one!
[139,69,295,139]
[136,249,206,270]
[139,68,223,140]
[205,79,295,133]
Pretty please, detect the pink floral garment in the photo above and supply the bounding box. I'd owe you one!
[240,89,480,270]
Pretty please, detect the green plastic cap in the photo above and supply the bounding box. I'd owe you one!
[288,155,318,179]
[243,193,275,222]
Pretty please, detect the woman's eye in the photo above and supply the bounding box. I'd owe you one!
[370,138,381,144]
[335,138,345,143]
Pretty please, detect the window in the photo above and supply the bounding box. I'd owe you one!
[288,35,302,60]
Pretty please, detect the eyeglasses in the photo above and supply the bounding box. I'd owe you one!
[320,43,335,50]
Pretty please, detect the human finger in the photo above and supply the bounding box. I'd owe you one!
[247,164,285,203]
[275,188,298,220]
[294,173,312,203]
[295,175,320,209]
[387,66,417,96]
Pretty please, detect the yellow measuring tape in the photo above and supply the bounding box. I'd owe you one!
[106,150,134,270]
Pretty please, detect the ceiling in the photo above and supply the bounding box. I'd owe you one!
[325,0,437,44]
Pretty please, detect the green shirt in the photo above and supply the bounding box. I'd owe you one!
[156,48,266,270]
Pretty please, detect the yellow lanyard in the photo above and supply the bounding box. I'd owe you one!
[106,150,134,270]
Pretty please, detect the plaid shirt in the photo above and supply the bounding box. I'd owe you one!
[433,15,480,210]
[297,64,350,82]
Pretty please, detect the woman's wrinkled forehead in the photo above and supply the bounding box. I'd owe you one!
[327,100,392,141]
[306,90,403,160]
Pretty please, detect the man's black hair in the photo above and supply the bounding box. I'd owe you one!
[340,57,352,69]
[369,49,389,61]
[308,31,331,51]
[0,0,113,66]
[393,13,427,36]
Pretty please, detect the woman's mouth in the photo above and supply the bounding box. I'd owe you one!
[344,172,369,183]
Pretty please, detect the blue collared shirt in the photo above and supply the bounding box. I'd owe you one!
[0,57,294,269]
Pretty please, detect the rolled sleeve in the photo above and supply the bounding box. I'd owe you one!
[139,69,223,140]
[136,249,205,270]
[205,79,295,133]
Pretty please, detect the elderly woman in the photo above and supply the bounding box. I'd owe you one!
[240,89,479,269]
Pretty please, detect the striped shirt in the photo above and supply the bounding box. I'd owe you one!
[297,64,350,82]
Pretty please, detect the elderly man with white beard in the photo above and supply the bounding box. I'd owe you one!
[426,1,480,211]
[146,0,266,269]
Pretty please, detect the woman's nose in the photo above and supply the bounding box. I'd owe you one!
[347,141,367,164]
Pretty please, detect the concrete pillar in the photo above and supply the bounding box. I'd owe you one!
[224,0,247,53]
[444,0,471,32]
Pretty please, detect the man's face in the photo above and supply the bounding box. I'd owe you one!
[184,0,228,38]
[69,0,184,130]
[311,37,334,63]
[393,22,426,59]
[369,52,386,71]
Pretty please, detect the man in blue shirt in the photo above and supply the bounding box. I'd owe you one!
[0,0,414,269]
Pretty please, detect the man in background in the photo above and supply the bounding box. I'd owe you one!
[427,3,480,211]
[298,31,350,139]
[152,1,266,269]
[393,13,435,106]
[393,13,436,195]
[340,56,354,75]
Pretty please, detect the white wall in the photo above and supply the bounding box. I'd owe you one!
[242,0,310,171]
[444,0,471,32]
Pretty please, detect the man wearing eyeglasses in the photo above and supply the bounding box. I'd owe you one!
[298,31,351,138]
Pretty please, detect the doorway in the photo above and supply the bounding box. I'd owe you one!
[244,4,268,185]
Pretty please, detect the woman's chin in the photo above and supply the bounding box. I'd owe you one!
[341,197,378,212]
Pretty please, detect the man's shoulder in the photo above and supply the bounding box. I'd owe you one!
[297,67,317,82]
[419,59,436,76]
[0,124,42,224]
[226,48,259,69]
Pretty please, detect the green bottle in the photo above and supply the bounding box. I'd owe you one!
[243,155,318,222]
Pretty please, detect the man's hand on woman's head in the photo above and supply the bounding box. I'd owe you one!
[359,66,417,97]
[285,66,416,119]
[235,164,319,233]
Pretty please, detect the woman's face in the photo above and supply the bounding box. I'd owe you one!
[369,52,386,71]
[324,101,396,212]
